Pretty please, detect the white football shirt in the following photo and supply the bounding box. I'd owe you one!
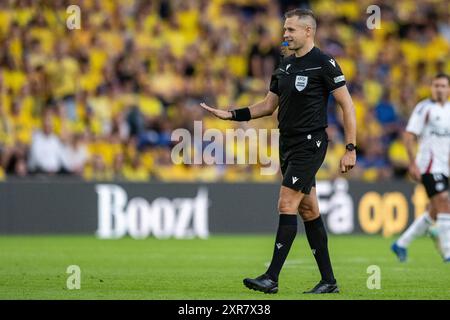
[405,99,450,176]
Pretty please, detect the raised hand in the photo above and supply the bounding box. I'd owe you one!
[199,102,232,120]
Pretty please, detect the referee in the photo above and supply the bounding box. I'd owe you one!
[200,9,356,294]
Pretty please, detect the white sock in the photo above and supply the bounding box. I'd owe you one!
[437,213,450,259]
[397,212,432,248]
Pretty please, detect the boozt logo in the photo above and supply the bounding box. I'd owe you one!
[96,185,209,239]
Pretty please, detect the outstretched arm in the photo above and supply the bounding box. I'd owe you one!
[200,91,279,121]
[332,85,357,173]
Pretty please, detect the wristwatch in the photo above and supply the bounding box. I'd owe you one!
[345,143,357,152]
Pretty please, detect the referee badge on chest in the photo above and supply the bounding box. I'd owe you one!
[295,75,308,92]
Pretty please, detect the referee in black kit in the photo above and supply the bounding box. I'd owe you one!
[200,9,356,294]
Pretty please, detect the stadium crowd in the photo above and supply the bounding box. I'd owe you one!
[0,0,449,182]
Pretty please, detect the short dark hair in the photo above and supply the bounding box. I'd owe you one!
[284,8,316,23]
[433,73,450,83]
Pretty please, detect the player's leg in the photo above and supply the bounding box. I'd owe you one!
[243,185,304,294]
[426,208,444,257]
[431,187,450,261]
[392,173,446,262]
[425,205,445,257]
[392,205,434,262]
[396,209,433,248]
[298,186,339,294]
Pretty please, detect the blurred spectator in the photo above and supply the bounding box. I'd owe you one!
[354,137,392,182]
[14,157,28,178]
[60,134,89,176]
[112,153,126,180]
[28,113,62,174]
[249,28,279,78]
[374,90,403,144]
[122,155,150,182]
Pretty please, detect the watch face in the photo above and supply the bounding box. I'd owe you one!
[346,144,355,151]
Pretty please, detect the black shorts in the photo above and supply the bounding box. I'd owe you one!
[421,173,449,198]
[279,129,328,194]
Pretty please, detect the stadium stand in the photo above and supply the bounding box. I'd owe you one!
[0,0,449,182]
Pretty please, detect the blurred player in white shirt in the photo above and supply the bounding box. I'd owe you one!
[392,73,450,262]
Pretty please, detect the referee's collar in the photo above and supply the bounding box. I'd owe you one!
[294,46,317,59]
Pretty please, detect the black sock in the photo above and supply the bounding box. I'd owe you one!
[304,216,336,284]
[266,214,298,282]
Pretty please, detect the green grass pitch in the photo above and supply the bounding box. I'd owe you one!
[0,234,448,299]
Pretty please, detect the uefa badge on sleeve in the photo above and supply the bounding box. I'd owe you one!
[295,75,308,92]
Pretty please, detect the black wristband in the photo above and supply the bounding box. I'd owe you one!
[230,107,251,121]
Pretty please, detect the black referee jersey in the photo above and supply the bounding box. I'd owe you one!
[270,46,347,193]
[270,46,346,137]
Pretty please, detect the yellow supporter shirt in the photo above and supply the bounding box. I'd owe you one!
[9,37,22,66]
[51,116,69,138]
[2,69,26,94]
[0,167,5,181]
[176,9,199,43]
[149,70,184,98]
[99,142,122,168]
[97,30,124,56]
[363,79,383,107]
[338,57,356,82]
[223,165,251,182]
[163,26,189,59]
[0,116,13,146]
[45,57,79,98]
[79,69,103,93]
[424,36,450,62]
[359,36,382,64]
[227,54,248,78]
[203,116,236,132]
[193,165,221,182]
[29,27,55,55]
[143,13,159,33]
[373,20,397,42]
[90,48,108,72]
[362,168,379,182]
[353,97,367,133]
[361,116,383,141]
[135,30,155,52]
[122,165,150,182]
[14,7,35,27]
[216,93,234,110]
[388,139,409,166]
[0,9,12,35]
[140,151,155,171]
[10,112,35,145]
[311,0,336,17]
[400,39,423,67]
[337,1,360,21]
[83,164,114,181]
[87,95,112,130]
[157,164,196,182]
[139,94,163,118]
